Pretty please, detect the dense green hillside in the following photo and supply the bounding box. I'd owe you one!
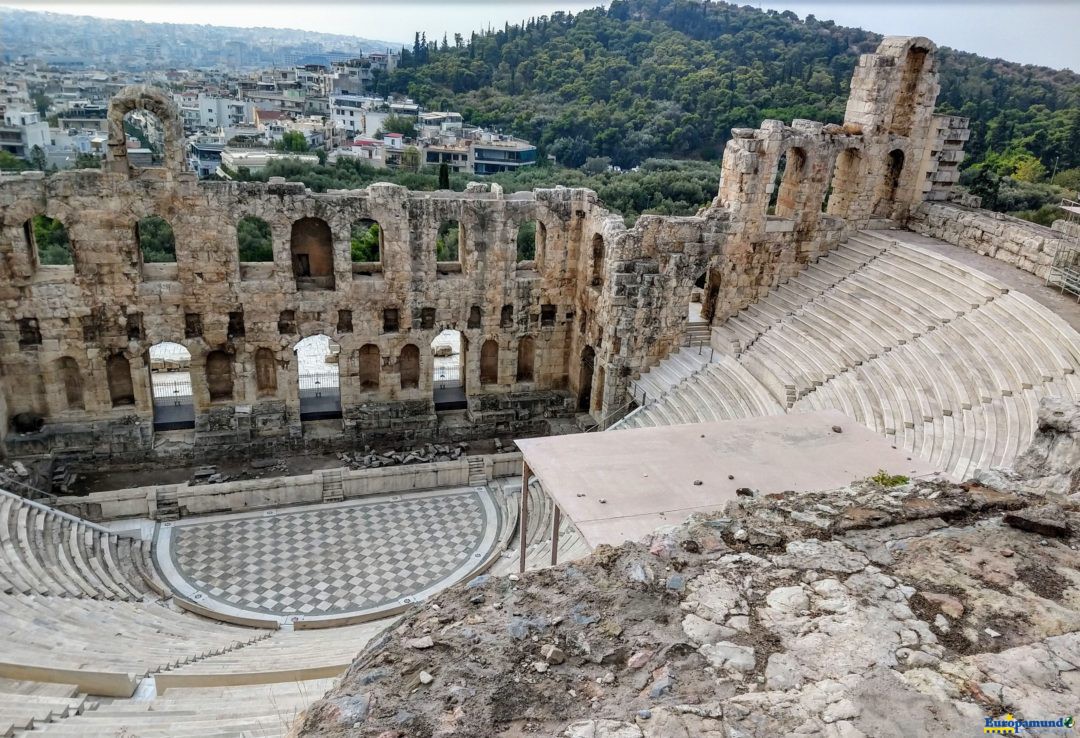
[228,157,725,225]
[377,0,1080,195]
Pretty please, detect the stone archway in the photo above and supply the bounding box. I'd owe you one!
[105,84,186,176]
[825,148,863,218]
[873,149,906,217]
[295,335,341,420]
[432,329,467,411]
[147,342,193,430]
[480,339,499,386]
[291,217,335,290]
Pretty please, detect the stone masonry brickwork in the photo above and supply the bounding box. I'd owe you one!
[0,37,968,461]
[910,201,1078,280]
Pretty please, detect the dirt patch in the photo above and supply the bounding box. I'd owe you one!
[1016,562,1069,601]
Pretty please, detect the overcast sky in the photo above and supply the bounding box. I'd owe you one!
[5,1,1078,71]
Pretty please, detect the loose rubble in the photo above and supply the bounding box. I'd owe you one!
[297,401,1080,737]
[338,443,472,470]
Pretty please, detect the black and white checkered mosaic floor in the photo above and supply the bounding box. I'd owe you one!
[154,487,501,625]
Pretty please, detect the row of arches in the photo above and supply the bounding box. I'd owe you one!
[767,146,906,220]
[22,214,177,268]
[83,333,547,428]
[20,214,547,284]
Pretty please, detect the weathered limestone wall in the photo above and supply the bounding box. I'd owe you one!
[909,201,1076,279]
[0,162,608,459]
[0,37,968,458]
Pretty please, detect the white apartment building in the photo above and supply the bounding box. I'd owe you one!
[178,93,255,131]
[0,109,49,159]
[330,94,387,136]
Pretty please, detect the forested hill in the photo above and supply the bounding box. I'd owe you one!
[380,0,1080,178]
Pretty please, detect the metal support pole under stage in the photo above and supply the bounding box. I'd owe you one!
[550,504,561,567]
[519,461,531,574]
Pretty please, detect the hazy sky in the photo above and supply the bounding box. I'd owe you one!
[5,1,1078,71]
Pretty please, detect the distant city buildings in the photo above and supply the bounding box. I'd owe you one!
[0,48,536,177]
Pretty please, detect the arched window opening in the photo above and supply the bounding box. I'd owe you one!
[255,347,277,397]
[516,335,535,382]
[57,357,84,411]
[436,219,462,274]
[770,147,806,218]
[358,344,381,390]
[290,217,335,290]
[107,353,136,408]
[432,329,466,410]
[500,304,514,329]
[590,234,604,287]
[237,216,273,261]
[700,269,721,324]
[873,149,906,217]
[147,342,192,429]
[688,271,709,324]
[468,305,482,329]
[480,340,499,385]
[351,218,382,276]
[516,221,536,264]
[295,335,341,420]
[399,344,420,390]
[578,345,596,412]
[825,148,862,217]
[137,216,176,263]
[889,47,930,137]
[27,215,72,266]
[123,109,165,167]
[205,350,234,402]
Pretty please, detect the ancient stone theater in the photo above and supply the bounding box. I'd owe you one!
[0,36,1077,738]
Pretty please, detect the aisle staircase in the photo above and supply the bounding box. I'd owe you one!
[320,468,344,504]
[467,456,487,487]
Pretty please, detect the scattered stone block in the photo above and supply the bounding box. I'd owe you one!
[1003,505,1070,538]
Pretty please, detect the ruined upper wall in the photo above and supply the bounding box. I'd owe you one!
[714,35,963,232]
[909,201,1077,280]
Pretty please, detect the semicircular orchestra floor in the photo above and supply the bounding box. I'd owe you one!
[154,487,501,626]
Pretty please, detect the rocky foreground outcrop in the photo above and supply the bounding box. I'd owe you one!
[297,400,1080,737]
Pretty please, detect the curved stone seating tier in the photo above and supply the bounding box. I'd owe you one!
[623,231,1080,481]
[631,346,711,405]
[0,489,155,601]
[0,593,264,697]
[490,480,590,575]
[155,621,389,689]
[0,678,94,735]
[25,679,333,737]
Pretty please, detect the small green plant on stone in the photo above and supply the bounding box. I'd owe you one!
[867,469,910,487]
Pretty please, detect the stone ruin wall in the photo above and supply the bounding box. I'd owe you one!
[0,36,972,462]
[910,201,1079,279]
